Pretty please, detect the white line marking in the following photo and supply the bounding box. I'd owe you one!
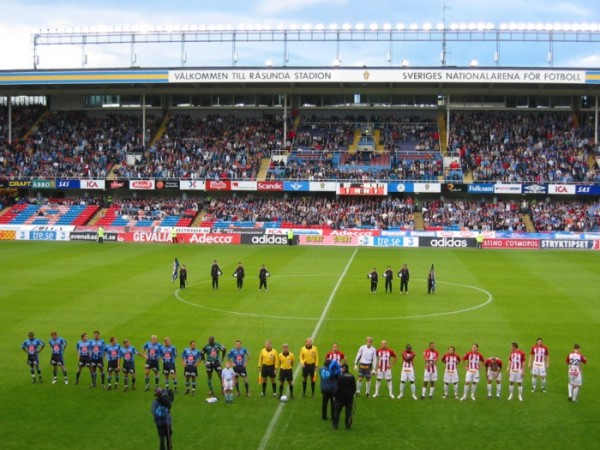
[257,248,358,450]
[174,279,493,321]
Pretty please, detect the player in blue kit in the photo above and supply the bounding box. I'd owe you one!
[181,340,201,396]
[21,331,45,383]
[104,336,121,391]
[48,331,68,385]
[143,335,163,391]
[228,339,250,397]
[162,337,178,391]
[120,339,142,391]
[75,332,93,386]
[90,330,106,388]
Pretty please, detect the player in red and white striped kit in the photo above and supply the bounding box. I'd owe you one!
[460,343,485,401]
[442,346,461,399]
[508,342,526,401]
[397,344,418,400]
[325,343,346,365]
[485,356,503,399]
[528,337,549,393]
[421,342,439,399]
[566,344,587,402]
[374,340,397,398]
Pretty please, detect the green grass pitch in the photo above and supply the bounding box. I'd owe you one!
[0,241,598,449]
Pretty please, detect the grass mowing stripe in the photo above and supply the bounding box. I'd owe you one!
[258,248,358,450]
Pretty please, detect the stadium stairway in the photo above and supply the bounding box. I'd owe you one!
[522,214,536,232]
[373,129,385,153]
[22,110,49,140]
[348,129,362,154]
[0,206,12,220]
[257,158,271,181]
[413,212,425,230]
[149,113,170,148]
[87,207,109,226]
[437,112,447,155]
[191,211,207,227]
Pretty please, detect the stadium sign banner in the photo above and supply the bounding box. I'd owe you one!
[467,183,495,194]
[109,179,127,190]
[206,180,231,191]
[299,235,359,246]
[265,228,323,235]
[360,236,420,247]
[494,183,522,194]
[414,182,442,193]
[179,179,205,191]
[231,180,257,191]
[388,182,414,193]
[443,183,468,193]
[522,184,548,195]
[167,69,587,85]
[0,229,16,240]
[56,179,81,189]
[31,179,56,189]
[81,179,105,190]
[548,184,576,195]
[182,233,241,245]
[540,239,595,249]
[337,182,388,196]
[17,229,70,241]
[241,234,289,245]
[70,231,121,242]
[257,181,284,191]
[155,179,179,190]
[483,238,540,249]
[7,179,32,188]
[155,226,211,234]
[323,229,381,237]
[284,181,310,192]
[575,185,600,195]
[309,181,337,192]
[129,180,155,190]
[213,228,265,235]
[420,237,477,248]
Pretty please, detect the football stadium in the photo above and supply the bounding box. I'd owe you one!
[1,6,599,450]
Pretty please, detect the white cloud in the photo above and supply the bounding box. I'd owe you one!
[565,53,600,67]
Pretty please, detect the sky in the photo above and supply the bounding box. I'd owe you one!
[0,0,599,70]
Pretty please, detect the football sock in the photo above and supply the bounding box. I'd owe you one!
[532,377,537,389]
[272,382,277,393]
[302,381,307,394]
[311,381,315,394]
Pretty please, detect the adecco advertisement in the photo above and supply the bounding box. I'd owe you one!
[420,237,476,248]
[122,231,240,244]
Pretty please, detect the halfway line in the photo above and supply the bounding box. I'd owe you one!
[257,247,358,450]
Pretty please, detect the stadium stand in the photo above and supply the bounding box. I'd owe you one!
[0,200,99,226]
[95,198,201,228]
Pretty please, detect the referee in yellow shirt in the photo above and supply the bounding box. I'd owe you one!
[278,344,295,399]
[258,340,278,397]
[300,338,319,397]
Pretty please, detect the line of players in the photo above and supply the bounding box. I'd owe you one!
[21,332,587,402]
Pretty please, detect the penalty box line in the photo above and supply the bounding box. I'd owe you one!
[257,248,358,450]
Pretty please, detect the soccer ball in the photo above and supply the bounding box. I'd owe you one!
[367,273,372,278]
[280,395,288,402]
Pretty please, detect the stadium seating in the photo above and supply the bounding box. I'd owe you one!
[0,202,99,226]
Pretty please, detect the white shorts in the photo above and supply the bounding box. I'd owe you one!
[444,370,459,384]
[531,363,546,377]
[465,370,479,384]
[377,369,392,380]
[423,371,438,382]
[222,379,234,390]
[568,370,582,386]
[487,369,502,382]
[509,370,523,383]
[400,369,415,382]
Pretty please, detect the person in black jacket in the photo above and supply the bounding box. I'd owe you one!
[151,387,174,450]
[398,264,410,294]
[233,262,245,291]
[258,265,270,291]
[179,265,187,289]
[210,260,222,290]
[333,364,357,430]
[368,268,378,294]
[320,359,341,420]
[383,265,393,293]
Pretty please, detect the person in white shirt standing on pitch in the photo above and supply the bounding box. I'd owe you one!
[397,344,418,400]
[566,344,587,402]
[529,337,549,393]
[373,340,397,398]
[353,337,377,397]
[507,342,526,402]
[421,342,439,399]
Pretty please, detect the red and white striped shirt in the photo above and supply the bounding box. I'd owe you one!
[326,350,345,363]
[463,351,485,371]
[423,349,439,373]
[442,353,461,372]
[401,351,415,369]
[530,345,549,365]
[377,348,397,371]
[509,350,526,371]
